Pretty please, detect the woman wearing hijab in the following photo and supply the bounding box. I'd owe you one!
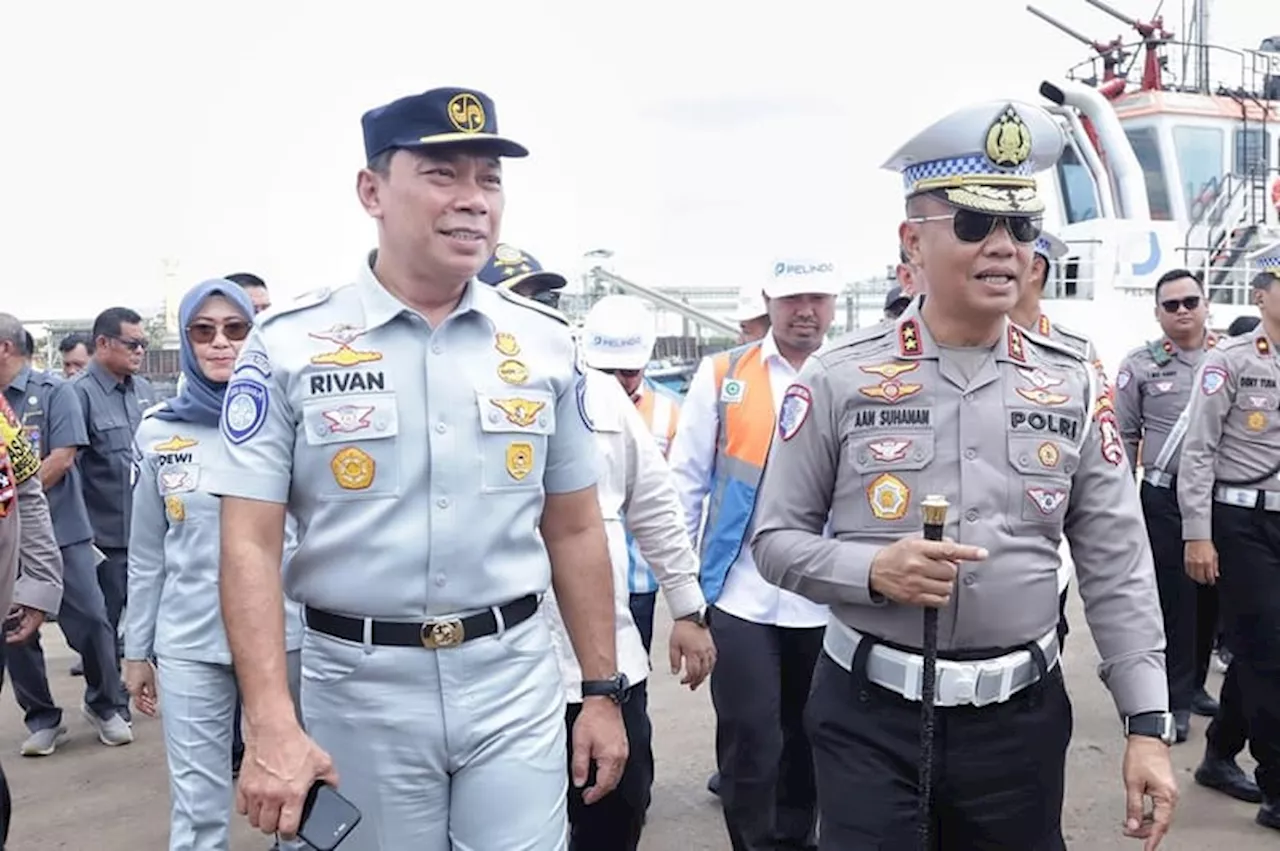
[123,279,304,850]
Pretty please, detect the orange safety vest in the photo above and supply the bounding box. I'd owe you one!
[700,342,774,604]
[635,386,679,457]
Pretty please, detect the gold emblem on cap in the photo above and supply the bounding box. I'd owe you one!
[494,245,524,264]
[494,332,521,357]
[506,441,534,481]
[497,359,529,385]
[447,93,486,133]
[985,106,1033,168]
[331,446,375,490]
[165,495,185,523]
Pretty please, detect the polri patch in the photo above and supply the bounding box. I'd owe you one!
[778,384,813,441]
[1200,366,1227,396]
[223,377,269,445]
[1115,368,1131,390]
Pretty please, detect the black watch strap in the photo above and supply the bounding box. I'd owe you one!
[581,672,630,704]
[1124,711,1175,744]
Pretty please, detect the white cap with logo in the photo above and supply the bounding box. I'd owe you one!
[763,259,843,299]
[581,294,657,371]
[729,287,768,322]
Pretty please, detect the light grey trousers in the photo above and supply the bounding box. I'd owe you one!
[156,650,302,851]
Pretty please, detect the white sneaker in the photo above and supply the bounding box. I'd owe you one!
[81,704,134,746]
[20,725,68,757]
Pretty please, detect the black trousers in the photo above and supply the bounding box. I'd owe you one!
[1212,503,1280,799]
[628,592,657,657]
[710,608,823,851]
[565,681,653,851]
[1141,482,1217,712]
[806,642,1071,850]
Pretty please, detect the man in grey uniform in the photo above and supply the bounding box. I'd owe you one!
[72,306,155,675]
[1114,270,1231,744]
[1178,249,1280,831]
[751,99,1178,849]
[0,314,131,754]
[206,87,626,849]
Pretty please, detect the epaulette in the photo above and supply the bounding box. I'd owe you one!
[259,286,334,326]
[1049,321,1093,357]
[494,286,570,326]
[1215,333,1252,351]
[1146,337,1175,366]
[141,400,170,421]
[821,322,896,358]
[1022,327,1088,364]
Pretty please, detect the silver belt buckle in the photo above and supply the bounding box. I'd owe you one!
[421,618,465,649]
[937,664,979,706]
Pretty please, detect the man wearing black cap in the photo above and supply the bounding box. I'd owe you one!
[208,86,626,850]
[477,244,569,310]
[883,285,911,320]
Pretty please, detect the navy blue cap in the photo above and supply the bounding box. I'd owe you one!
[477,244,567,291]
[361,87,528,162]
[884,285,910,311]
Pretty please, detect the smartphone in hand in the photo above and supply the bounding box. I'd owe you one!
[297,781,361,851]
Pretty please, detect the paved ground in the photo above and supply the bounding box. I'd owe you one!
[1,593,1274,849]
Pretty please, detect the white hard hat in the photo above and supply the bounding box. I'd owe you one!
[762,259,843,299]
[582,295,656,371]
[729,288,768,323]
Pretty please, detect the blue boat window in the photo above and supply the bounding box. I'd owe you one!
[1123,127,1173,220]
[1173,126,1224,220]
[1233,128,1271,176]
[1056,143,1100,223]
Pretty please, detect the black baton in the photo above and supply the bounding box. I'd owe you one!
[917,494,949,850]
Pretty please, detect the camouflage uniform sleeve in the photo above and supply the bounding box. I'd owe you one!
[1064,372,1168,717]
[1176,347,1234,541]
[751,357,885,607]
[1113,350,1143,470]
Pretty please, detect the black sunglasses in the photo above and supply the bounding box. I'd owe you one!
[186,319,253,344]
[111,335,148,352]
[601,368,642,378]
[908,210,1042,244]
[525,289,561,310]
[1160,296,1201,314]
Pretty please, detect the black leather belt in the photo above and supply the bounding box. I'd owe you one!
[304,595,539,649]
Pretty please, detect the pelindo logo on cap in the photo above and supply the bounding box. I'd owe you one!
[591,334,644,348]
[774,261,835,277]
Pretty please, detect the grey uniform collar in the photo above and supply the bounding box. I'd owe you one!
[355,258,499,334]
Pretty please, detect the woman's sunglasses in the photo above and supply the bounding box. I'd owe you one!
[186,320,252,344]
[1160,296,1201,314]
[908,210,1042,244]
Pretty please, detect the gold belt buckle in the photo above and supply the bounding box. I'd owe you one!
[421,618,465,649]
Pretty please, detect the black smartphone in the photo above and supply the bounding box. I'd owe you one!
[297,781,361,851]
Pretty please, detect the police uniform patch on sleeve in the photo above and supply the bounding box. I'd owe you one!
[1115,368,1131,390]
[1200,365,1227,396]
[778,384,813,441]
[222,376,269,445]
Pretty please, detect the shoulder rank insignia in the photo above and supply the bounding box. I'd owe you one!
[897,319,922,356]
[1036,315,1051,336]
[1206,333,1219,349]
[1257,337,1271,357]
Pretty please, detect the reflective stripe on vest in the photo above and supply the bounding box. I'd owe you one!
[700,342,773,604]
[636,388,679,457]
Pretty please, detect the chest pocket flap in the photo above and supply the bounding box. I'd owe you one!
[478,388,556,493]
[845,432,935,531]
[156,461,201,496]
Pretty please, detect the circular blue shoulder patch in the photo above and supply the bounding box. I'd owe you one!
[222,377,269,445]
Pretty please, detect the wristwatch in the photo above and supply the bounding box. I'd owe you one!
[676,607,708,628]
[581,672,630,705]
[1124,711,1176,745]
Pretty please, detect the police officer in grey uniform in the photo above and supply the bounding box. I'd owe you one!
[1114,270,1232,740]
[751,100,1178,849]
[1177,249,1280,831]
[205,87,627,849]
[0,314,131,754]
[72,306,156,674]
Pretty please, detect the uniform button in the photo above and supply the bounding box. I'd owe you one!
[434,575,446,587]
[1018,454,1029,467]
[857,451,868,463]
[489,411,501,423]
[436,497,449,509]
[435,422,447,434]
[964,448,977,460]
[963,393,975,403]
[432,344,443,355]
[963,574,976,586]
[965,509,979,522]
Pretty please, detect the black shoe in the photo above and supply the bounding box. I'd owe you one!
[1257,799,1280,831]
[707,771,720,796]
[1195,756,1263,804]
[1191,689,1219,718]
[1174,711,1190,744]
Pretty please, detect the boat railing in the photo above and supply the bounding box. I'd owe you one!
[1065,39,1278,100]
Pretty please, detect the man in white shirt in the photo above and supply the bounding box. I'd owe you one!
[549,364,716,850]
[669,258,840,851]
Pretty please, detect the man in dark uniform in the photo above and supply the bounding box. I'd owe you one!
[477,244,569,310]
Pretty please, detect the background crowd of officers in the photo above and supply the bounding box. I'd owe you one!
[0,84,1277,851]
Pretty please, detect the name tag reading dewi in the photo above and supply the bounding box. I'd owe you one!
[1009,410,1080,441]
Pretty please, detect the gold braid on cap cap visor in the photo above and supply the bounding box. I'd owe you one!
[911,177,1045,216]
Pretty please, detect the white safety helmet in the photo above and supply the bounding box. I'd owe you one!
[582,295,657,371]
[763,259,843,299]
[729,288,768,323]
